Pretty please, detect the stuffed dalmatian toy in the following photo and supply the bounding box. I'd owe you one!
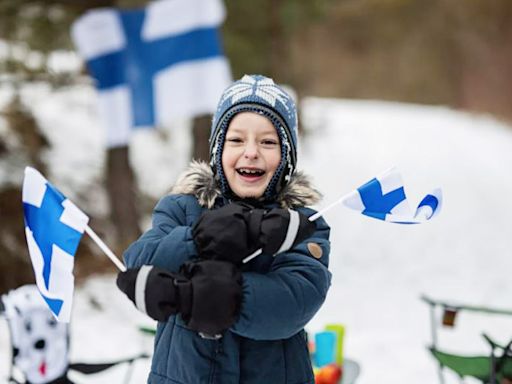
[1,285,70,384]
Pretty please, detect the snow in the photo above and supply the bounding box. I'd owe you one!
[301,98,512,383]
[2,84,512,383]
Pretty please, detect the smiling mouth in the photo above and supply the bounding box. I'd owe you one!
[236,168,265,178]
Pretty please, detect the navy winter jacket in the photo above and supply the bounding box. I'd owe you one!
[123,162,331,384]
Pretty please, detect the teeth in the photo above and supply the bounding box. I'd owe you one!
[239,168,263,174]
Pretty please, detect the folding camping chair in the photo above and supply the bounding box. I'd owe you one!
[430,334,512,383]
[0,285,148,384]
[422,295,512,384]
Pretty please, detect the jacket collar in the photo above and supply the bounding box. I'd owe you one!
[170,161,322,209]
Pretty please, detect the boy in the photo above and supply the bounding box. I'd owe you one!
[117,74,331,384]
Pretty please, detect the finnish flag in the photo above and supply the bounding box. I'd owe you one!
[22,167,89,322]
[71,0,232,147]
[342,167,442,224]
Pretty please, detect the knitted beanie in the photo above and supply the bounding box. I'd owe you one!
[209,74,298,200]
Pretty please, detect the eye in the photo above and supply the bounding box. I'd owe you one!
[48,317,57,328]
[226,137,243,144]
[262,139,278,146]
[24,321,32,333]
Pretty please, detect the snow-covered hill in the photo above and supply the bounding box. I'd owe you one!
[1,86,512,383]
[301,98,512,384]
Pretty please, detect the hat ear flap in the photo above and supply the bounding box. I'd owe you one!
[209,132,219,174]
[209,123,234,197]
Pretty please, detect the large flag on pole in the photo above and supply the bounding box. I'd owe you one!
[341,167,442,224]
[22,167,89,322]
[71,0,232,147]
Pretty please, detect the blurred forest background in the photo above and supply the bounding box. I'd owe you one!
[1,0,511,293]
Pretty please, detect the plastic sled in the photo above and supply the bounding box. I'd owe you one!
[341,359,360,384]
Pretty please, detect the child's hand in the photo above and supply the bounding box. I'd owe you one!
[258,209,316,255]
[193,203,317,264]
[192,203,256,264]
[116,266,184,322]
[180,259,242,337]
[116,260,242,337]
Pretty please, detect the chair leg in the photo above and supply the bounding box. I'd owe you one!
[489,347,497,384]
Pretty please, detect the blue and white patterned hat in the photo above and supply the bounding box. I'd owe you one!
[209,74,298,200]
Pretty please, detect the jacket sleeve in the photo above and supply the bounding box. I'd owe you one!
[230,208,331,340]
[123,195,199,273]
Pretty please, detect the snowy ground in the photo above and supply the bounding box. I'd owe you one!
[2,86,512,384]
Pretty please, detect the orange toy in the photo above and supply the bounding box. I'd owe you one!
[314,363,343,384]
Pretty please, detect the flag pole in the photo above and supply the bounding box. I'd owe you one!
[84,226,126,272]
[242,194,349,264]
[243,249,262,264]
[308,195,349,222]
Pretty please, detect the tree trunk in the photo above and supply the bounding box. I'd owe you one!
[192,114,212,162]
[106,146,141,253]
[268,0,286,82]
[459,33,512,122]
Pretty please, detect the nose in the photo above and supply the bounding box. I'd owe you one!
[34,339,46,350]
[243,141,259,159]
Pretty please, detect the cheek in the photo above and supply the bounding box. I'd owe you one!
[221,149,236,173]
[268,151,282,173]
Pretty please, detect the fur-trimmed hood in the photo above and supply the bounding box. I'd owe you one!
[170,161,322,209]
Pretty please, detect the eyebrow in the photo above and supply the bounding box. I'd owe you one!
[227,127,278,136]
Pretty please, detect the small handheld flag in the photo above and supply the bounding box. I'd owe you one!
[23,167,89,322]
[22,167,125,322]
[244,167,442,263]
[340,167,442,224]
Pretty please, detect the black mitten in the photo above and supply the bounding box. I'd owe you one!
[180,259,242,337]
[116,266,191,322]
[259,209,316,255]
[192,203,255,264]
[117,261,241,337]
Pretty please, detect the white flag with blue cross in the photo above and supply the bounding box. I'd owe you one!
[22,167,89,322]
[341,167,442,224]
[71,0,232,147]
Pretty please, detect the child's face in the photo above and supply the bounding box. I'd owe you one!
[222,112,281,199]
